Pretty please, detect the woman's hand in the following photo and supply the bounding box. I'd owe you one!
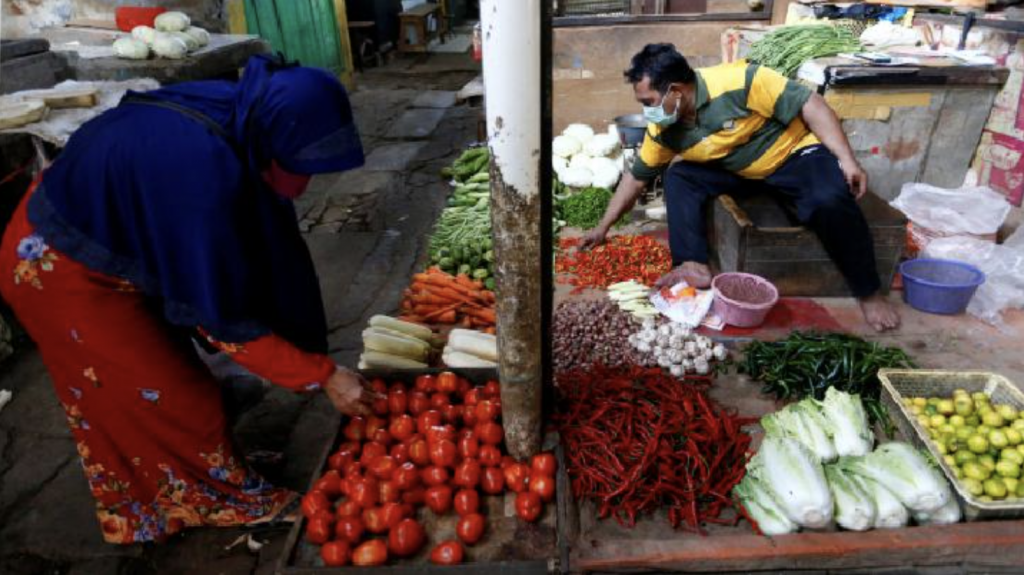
[324,366,377,416]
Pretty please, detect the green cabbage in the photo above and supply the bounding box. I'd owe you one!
[820,387,873,457]
[761,400,837,463]
[733,474,797,536]
[851,473,908,529]
[749,436,833,528]
[824,464,875,531]
[841,442,952,513]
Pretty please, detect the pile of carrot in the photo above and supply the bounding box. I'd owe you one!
[399,267,497,333]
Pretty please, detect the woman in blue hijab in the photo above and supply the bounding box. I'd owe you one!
[0,55,370,543]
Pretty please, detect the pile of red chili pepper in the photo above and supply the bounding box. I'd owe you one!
[555,235,672,293]
[555,365,755,532]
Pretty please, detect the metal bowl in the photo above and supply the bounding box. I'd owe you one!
[614,113,647,147]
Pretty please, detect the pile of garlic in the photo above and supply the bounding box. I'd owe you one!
[628,318,727,378]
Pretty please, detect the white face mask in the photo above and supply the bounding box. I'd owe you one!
[642,91,679,127]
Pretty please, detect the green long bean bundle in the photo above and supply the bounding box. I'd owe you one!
[738,332,914,426]
[748,25,862,77]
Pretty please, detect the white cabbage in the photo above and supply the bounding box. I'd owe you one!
[152,34,189,59]
[851,474,908,529]
[154,11,191,33]
[131,25,157,45]
[553,134,581,158]
[761,400,837,463]
[821,387,873,457]
[913,496,961,525]
[112,37,150,60]
[563,123,594,144]
[824,464,875,531]
[184,26,210,48]
[588,156,621,189]
[733,474,797,536]
[171,31,200,51]
[585,133,619,158]
[552,156,568,178]
[843,442,952,513]
[560,166,592,189]
[569,153,592,170]
[749,436,833,528]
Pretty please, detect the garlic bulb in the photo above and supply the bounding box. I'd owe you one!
[713,344,728,360]
[657,355,672,368]
[684,341,697,356]
[642,318,656,330]
[670,364,685,378]
[655,334,669,347]
[668,334,683,349]
[653,346,664,358]
[658,324,672,337]
[637,341,652,354]
[113,37,150,60]
[668,349,684,364]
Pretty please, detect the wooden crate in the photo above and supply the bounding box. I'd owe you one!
[277,368,559,574]
[710,191,905,297]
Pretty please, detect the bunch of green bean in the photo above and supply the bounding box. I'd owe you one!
[748,25,862,77]
[555,186,629,231]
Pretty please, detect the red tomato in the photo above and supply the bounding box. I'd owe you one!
[483,380,501,399]
[388,389,408,415]
[372,429,394,446]
[388,518,426,558]
[380,502,406,529]
[349,477,380,509]
[359,442,387,467]
[372,396,389,416]
[478,445,502,467]
[504,463,530,493]
[529,474,556,503]
[531,453,558,477]
[314,471,343,500]
[422,466,449,487]
[337,441,361,456]
[430,392,450,411]
[328,451,353,472]
[369,455,397,480]
[515,491,543,522]
[464,388,481,407]
[320,540,351,567]
[429,439,457,468]
[301,491,330,518]
[456,513,486,546]
[388,414,415,443]
[462,409,479,427]
[475,400,499,423]
[456,377,472,398]
[370,379,388,394]
[426,424,456,445]
[305,512,333,544]
[500,456,516,469]
[334,516,364,544]
[408,439,430,467]
[408,391,430,416]
[454,460,482,489]
[343,417,366,442]
[477,422,503,446]
[379,480,402,504]
[362,506,389,534]
[388,382,408,394]
[458,435,480,460]
[437,372,459,395]
[442,404,462,424]
[342,461,362,480]
[414,374,436,394]
[402,486,426,506]
[393,462,420,491]
[366,415,387,438]
[454,489,480,516]
[336,499,362,519]
[352,539,388,567]
[481,466,505,495]
[417,410,443,436]
[424,485,453,515]
[429,540,464,565]
[389,442,409,465]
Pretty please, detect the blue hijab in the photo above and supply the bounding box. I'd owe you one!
[28,55,364,353]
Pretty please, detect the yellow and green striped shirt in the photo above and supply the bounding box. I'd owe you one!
[631,61,819,181]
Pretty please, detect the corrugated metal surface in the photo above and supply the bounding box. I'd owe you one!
[560,0,629,16]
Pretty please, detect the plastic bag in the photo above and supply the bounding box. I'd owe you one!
[923,228,1024,326]
[891,183,1012,254]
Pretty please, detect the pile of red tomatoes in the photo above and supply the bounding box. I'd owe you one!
[300,373,558,567]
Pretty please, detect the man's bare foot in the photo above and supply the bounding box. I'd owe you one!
[655,261,713,289]
[858,294,901,332]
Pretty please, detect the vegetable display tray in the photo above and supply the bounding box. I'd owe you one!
[878,369,1024,521]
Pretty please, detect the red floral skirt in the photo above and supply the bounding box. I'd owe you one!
[0,188,291,544]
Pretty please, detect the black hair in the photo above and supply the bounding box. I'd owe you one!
[624,43,696,93]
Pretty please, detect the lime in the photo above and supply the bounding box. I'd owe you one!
[963,461,990,481]
[977,425,993,437]
[973,391,990,402]
[943,454,957,467]
[952,466,963,479]
[940,425,957,437]
[1004,476,1020,495]
[962,477,984,496]
[925,405,938,416]
[955,451,977,465]
[917,415,932,429]
[936,441,948,455]
[910,405,923,416]
[997,404,1019,421]
[1012,419,1024,432]
[1018,444,1024,456]
[1018,482,1024,498]
[937,399,955,416]
[949,415,966,428]
[997,460,1021,479]
[930,414,948,428]
[966,415,981,427]
[984,478,1009,498]
[956,426,976,441]
[954,396,974,416]
[1002,448,1024,466]
[953,388,969,398]
[1006,429,1023,446]
[902,397,914,407]
[913,397,927,407]
[928,397,942,406]
[982,412,1006,428]
[968,434,990,454]
[979,454,997,471]
[990,430,1010,449]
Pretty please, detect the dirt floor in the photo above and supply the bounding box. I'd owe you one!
[0,50,482,574]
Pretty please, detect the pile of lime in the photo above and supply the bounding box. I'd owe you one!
[904,390,1024,502]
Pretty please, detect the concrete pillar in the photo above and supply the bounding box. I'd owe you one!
[481,0,543,460]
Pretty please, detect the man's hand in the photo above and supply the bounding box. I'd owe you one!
[841,159,868,200]
[324,366,378,416]
[579,226,608,251]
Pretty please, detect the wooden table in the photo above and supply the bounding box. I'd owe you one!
[398,3,448,54]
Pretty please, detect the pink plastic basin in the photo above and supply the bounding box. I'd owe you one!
[711,272,779,328]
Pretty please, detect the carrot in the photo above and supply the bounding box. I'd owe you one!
[469,317,490,328]
[398,314,426,324]
[422,303,460,321]
[418,272,480,298]
[431,286,477,305]
[436,310,457,324]
[460,315,474,328]
[462,306,496,324]
[455,274,477,289]
[483,327,496,335]
[413,293,454,306]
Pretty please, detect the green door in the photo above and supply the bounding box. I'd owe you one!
[245,0,347,77]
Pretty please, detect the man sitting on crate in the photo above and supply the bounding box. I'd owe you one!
[581,43,900,331]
